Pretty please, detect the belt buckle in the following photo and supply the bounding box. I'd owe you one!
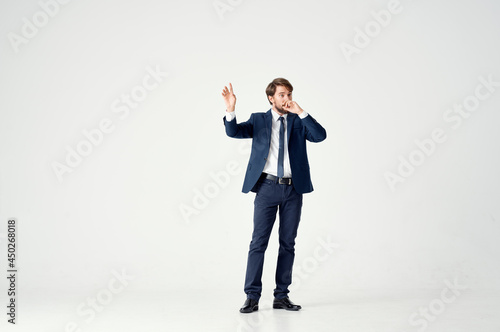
[278,177,290,185]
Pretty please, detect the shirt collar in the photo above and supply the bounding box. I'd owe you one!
[271,108,287,121]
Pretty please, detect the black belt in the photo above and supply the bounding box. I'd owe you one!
[262,173,292,185]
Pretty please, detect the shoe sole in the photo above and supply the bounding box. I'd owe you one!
[273,305,301,311]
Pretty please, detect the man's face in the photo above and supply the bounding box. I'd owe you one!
[269,85,292,114]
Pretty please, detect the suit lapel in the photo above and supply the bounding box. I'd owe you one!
[286,113,295,145]
[265,109,295,146]
[265,109,272,144]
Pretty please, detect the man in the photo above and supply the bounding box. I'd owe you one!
[221,78,326,313]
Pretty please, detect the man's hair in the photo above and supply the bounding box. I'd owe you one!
[265,78,293,105]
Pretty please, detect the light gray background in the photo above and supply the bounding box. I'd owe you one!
[1,0,499,331]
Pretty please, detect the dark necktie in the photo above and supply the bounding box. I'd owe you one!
[277,116,285,178]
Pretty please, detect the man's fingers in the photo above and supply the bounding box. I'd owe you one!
[222,84,235,97]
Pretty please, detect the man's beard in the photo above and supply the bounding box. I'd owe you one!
[275,104,289,114]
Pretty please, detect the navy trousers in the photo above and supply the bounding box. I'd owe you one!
[244,176,303,300]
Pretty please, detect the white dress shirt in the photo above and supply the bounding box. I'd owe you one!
[226,108,309,178]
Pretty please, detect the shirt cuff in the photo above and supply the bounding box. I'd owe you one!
[298,111,309,119]
[226,111,235,121]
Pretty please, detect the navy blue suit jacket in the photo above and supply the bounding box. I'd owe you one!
[223,109,326,194]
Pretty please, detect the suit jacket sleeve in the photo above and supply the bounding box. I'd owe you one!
[223,113,254,139]
[300,114,327,142]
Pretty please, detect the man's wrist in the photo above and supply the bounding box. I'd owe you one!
[298,110,308,119]
[225,109,236,121]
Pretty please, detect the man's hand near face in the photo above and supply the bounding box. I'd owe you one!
[282,100,304,115]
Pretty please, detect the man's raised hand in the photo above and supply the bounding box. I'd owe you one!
[222,83,236,113]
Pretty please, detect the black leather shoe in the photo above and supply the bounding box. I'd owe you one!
[240,298,259,313]
[273,297,302,311]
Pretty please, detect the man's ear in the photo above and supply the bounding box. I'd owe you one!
[268,95,273,105]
